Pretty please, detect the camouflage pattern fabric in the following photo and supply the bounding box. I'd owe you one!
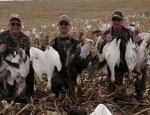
[98,26,147,97]
[0,30,30,58]
[50,36,79,69]
[0,30,33,102]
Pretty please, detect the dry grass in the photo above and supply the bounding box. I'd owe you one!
[1,0,150,115]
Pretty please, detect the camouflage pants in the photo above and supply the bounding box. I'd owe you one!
[107,60,127,92]
[108,64,148,95]
[135,64,148,96]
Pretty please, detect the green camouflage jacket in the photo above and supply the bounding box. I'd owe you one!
[50,36,79,69]
[98,26,133,60]
[0,30,30,58]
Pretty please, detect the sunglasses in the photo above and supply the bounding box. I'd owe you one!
[10,22,21,27]
[112,17,122,21]
[59,22,69,26]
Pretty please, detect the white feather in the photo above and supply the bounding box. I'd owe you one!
[102,38,121,82]
[0,60,9,73]
[6,65,26,94]
[6,76,14,86]
[80,39,93,59]
[126,39,148,80]
[5,51,30,94]
[135,40,148,80]
[30,46,62,90]
[11,51,20,64]
[14,50,30,78]
[125,38,137,80]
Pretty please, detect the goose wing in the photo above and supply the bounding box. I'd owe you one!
[80,41,93,59]
[125,38,137,70]
[103,38,117,60]
[46,46,62,71]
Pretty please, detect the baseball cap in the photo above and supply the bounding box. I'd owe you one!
[58,15,70,24]
[9,14,22,22]
[112,11,123,20]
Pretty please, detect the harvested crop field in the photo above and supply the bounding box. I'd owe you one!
[0,0,150,115]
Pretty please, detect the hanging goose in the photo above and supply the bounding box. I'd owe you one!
[102,38,121,82]
[30,46,62,90]
[125,38,138,80]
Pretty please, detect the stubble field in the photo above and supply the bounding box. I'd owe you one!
[0,0,150,30]
[1,0,150,115]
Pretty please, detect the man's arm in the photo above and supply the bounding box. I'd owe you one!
[23,37,30,50]
[0,34,6,56]
[50,38,56,49]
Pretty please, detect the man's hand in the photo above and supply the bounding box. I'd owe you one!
[105,33,113,42]
[16,48,23,55]
[0,44,6,54]
[133,34,141,42]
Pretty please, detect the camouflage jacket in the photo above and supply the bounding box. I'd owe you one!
[50,36,79,69]
[0,30,30,58]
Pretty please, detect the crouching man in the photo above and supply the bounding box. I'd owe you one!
[0,14,34,103]
[97,11,148,102]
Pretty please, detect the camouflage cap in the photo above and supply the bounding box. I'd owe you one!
[58,15,70,24]
[9,14,22,22]
[112,11,123,19]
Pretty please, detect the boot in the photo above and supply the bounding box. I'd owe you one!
[25,94,34,104]
[108,82,116,93]
[135,92,145,103]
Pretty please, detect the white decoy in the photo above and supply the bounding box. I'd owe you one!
[102,38,121,82]
[90,104,112,115]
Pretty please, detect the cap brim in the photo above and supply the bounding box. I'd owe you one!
[112,15,122,19]
[9,17,21,22]
[59,19,69,23]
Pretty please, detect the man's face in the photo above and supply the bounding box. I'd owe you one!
[58,20,70,35]
[111,17,123,29]
[8,19,22,34]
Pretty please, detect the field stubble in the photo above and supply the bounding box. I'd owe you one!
[0,0,150,115]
